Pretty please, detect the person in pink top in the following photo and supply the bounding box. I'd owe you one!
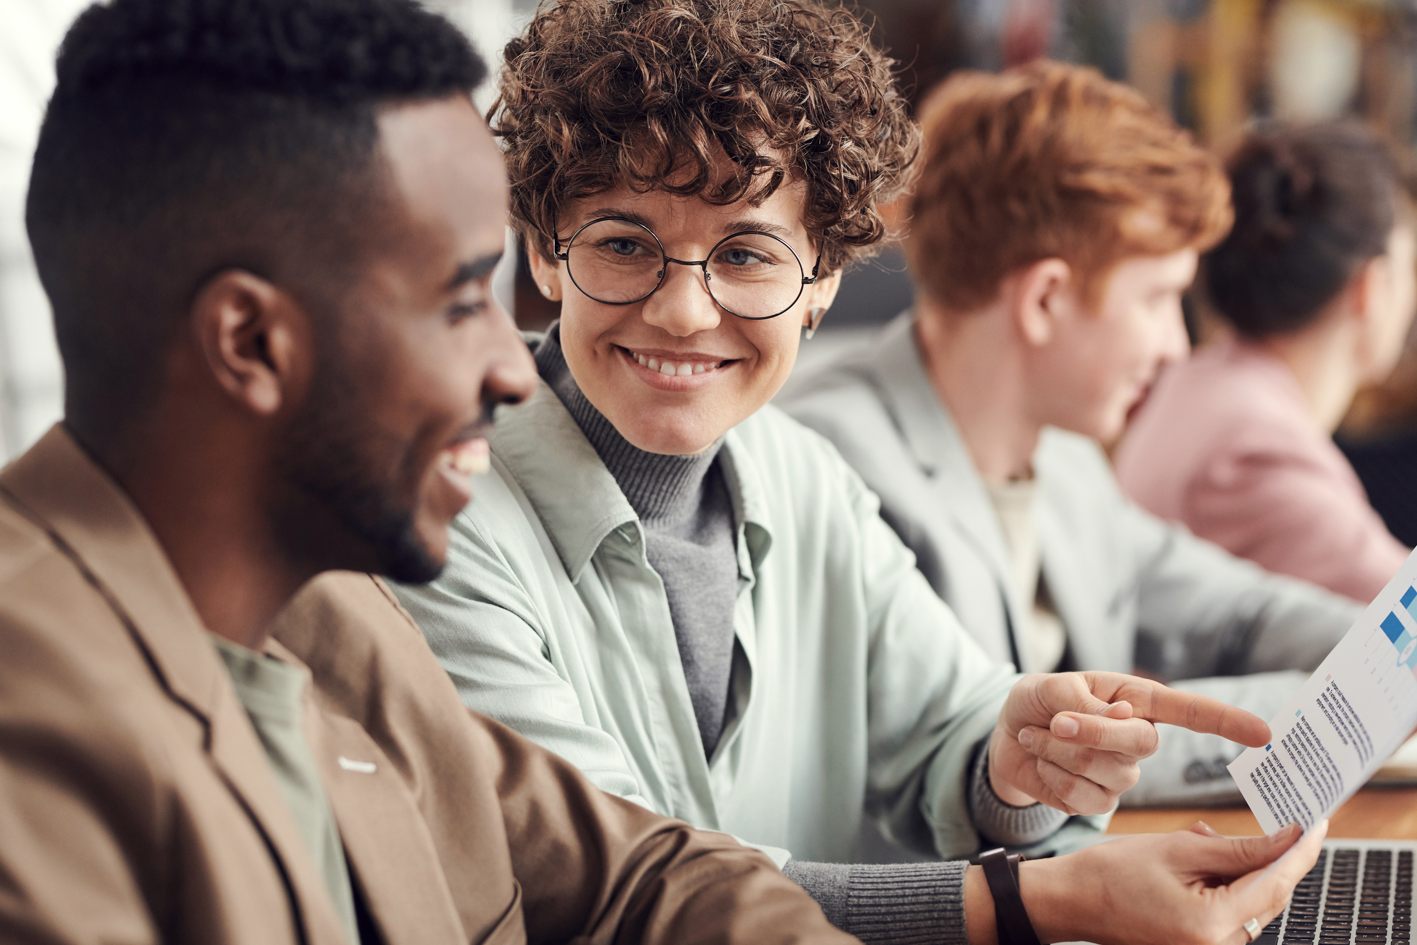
[1116,121,1416,601]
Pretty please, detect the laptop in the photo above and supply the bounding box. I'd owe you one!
[1254,839,1413,944]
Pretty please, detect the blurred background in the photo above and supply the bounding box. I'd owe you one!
[6,0,1417,524]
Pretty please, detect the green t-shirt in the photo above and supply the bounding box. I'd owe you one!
[212,636,360,944]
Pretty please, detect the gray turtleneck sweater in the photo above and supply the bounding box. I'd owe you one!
[536,326,1066,944]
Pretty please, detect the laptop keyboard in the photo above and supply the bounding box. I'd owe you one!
[1256,846,1413,944]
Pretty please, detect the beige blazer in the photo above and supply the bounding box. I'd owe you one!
[0,426,851,945]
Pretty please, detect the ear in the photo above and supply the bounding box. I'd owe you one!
[189,269,309,418]
[1012,257,1074,347]
[525,239,565,302]
[1345,254,1401,382]
[1345,254,1383,329]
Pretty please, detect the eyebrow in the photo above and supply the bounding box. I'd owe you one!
[445,251,503,292]
[576,207,799,242]
[722,218,795,240]
[579,208,655,232]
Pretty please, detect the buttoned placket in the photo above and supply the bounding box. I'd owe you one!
[597,517,721,826]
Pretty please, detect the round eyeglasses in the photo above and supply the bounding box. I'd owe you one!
[552,216,821,320]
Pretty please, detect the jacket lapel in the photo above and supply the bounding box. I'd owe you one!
[299,699,466,945]
[0,426,350,945]
[864,316,1024,642]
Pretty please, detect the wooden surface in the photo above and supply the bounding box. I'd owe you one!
[1108,787,1417,839]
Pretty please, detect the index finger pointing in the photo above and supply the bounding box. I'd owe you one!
[1126,680,1271,747]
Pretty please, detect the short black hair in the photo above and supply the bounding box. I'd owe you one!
[1204,120,1406,339]
[26,0,486,433]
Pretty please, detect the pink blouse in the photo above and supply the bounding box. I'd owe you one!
[1115,339,1408,602]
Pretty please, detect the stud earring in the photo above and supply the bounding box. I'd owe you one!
[804,307,826,340]
[541,284,554,299]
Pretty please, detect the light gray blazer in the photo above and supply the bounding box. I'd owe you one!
[780,312,1363,805]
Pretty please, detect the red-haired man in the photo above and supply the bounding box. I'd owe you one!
[783,60,1362,806]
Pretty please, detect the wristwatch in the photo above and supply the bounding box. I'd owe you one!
[979,848,1044,945]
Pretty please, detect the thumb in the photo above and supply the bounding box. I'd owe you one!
[1187,824,1304,879]
[1189,820,1223,839]
[1043,673,1114,717]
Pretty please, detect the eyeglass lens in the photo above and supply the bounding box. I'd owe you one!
[563,218,807,319]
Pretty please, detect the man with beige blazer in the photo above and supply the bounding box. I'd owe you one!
[0,1,857,942]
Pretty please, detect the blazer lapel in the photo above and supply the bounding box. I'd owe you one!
[864,316,1024,640]
[205,699,353,945]
[302,706,466,945]
[0,425,350,945]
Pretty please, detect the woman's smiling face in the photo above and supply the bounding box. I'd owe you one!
[531,178,840,455]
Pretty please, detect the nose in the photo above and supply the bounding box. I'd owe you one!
[483,302,538,410]
[1161,302,1191,366]
[639,260,722,337]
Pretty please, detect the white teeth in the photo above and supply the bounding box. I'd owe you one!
[444,441,489,477]
[459,452,488,475]
[629,350,722,377]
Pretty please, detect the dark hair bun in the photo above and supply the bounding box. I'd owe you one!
[1244,136,1316,244]
[1206,120,1402,338]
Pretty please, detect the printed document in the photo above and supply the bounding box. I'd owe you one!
[1229,548,1417,833]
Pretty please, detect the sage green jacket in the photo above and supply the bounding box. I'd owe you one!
[397,376,1100,865]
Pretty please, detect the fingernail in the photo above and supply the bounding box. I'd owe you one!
[1274,824,1299,842]
[1018,729,1035,750]
[1053,716,1080,738]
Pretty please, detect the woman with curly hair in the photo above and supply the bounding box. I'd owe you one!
[383,1,1322,942]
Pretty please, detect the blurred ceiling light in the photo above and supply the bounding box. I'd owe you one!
[1268,0,1362,122]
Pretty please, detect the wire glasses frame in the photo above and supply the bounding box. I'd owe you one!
[551,215,821,320]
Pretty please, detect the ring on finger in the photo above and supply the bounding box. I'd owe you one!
[1242,917,1261,942]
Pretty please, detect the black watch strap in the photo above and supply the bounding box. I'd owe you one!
[979,848,1044,945]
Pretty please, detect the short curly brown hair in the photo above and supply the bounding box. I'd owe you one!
[907,61,1232,312]
[491,0,918,274]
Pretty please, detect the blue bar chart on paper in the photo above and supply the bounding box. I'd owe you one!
[1380,587,1417,681]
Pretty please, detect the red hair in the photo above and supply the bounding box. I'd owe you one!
[907,60,1232,311]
